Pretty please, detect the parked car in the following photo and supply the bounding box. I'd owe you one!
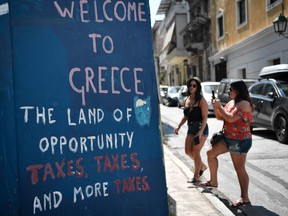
[177,82,220,111]
[258,64,288,81]
[162,86,181,106]
[248,64,288,143]
[201,82,220,114]
[177,85,187,108]
[159,85,168,97]
[159,85,168,103]
[217,78,257,106]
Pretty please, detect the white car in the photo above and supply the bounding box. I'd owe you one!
[177,85,188,108]
[177,82,220,113]
[201,82,220,114]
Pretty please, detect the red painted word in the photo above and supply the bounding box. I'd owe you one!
[94,152,140,173]
[26,157,84,184]
[114,176,150,193]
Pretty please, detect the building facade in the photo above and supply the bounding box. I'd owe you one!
[153,0,288,85]
[155,0,190,86]
[153,0,212,85]
[182,0,211,82]
[210,0,288,80]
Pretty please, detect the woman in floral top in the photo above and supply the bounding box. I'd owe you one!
[201,80,253,207]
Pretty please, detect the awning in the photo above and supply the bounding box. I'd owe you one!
[162,22,175,51]
[156,0,172,15]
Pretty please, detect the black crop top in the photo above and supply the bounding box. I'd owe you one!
[183,99,203,122]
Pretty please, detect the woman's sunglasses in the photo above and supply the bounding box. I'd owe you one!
[188,84,197,88]
[229,87,236,92]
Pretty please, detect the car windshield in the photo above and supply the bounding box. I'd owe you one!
[277,82,288,96]
[203,85,219,93]
[245,81,256,88]
[169,87,180,93]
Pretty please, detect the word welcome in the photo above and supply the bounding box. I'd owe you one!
[54,1,147,23]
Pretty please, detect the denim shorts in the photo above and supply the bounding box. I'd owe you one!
[187,121,208,145]
[222,136,252,155]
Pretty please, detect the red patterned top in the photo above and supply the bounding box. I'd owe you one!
[223,101,253,140]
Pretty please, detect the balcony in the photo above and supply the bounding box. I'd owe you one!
[187,13,209,31]
[182,13,210,53]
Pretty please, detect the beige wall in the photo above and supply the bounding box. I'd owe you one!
[211,0,288,52]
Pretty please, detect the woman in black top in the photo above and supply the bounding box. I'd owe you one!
[174,77,209,183]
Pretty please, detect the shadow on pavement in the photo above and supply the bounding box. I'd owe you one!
[201,187,279,216]
[251,129,277,141]
[167,194,176,216]
[237,205,280,216]
[161,122,175,135]
[161,122,176,146]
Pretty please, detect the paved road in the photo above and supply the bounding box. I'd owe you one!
[160,105,288,216]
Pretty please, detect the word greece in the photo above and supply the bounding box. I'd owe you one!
[54,1,147,23]
[69,66,144,106]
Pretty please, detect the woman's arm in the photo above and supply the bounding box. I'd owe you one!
[174,116,187,135]
[212,99,224,120]
[199,98,208,135]
[215,100,251,123]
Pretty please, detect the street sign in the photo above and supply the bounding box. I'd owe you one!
[0,1,168,215]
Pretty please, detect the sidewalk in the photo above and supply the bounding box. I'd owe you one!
[163,144,234,216]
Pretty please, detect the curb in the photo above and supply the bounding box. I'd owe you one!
[164,144,234,216]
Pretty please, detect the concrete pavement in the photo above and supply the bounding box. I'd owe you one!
[163,144,234,216]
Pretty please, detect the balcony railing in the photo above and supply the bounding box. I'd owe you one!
[187,13,209,31]
[182,12,209,53]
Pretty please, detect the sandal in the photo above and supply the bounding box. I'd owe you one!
[199,167,207,176]
[200,181,218,188]
[187,177,200,184]
[232,199,251,207]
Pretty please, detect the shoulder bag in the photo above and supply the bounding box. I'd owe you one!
[210,126,224,145]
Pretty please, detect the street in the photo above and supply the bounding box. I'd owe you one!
[160,104,288,216]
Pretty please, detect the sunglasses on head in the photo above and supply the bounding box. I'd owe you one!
[189,83,197,88]
[229,87,236,92]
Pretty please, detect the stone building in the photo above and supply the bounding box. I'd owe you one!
[209,0,288,80]
[153,0,288,85]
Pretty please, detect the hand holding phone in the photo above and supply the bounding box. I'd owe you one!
[212,90,215,99]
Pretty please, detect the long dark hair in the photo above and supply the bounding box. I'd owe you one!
[186,77,202,102]
[230,80,253,106]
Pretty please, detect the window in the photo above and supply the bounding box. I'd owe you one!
[250,83,264,95]
[278,82,288,96]
[217,10,224,39]
[266,0,282,11]
[273,58,281,65]
[236,0,247,28]
[192,65,197,77]
[267,57,281,65]
[241,68,246,79]
[263,84,276,96]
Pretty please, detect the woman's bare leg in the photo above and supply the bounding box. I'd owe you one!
[230,153,250,203]
[205,140,228,186]
[193,135,207,179]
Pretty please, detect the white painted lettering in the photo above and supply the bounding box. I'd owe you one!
[73,182,109,203]
[33,191,62,214]
[69,66,144,106]
[38,132,134,154]
[53,1,147,23]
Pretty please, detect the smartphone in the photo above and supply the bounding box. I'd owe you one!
[212,90,215,99]
[194,136,200,145]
